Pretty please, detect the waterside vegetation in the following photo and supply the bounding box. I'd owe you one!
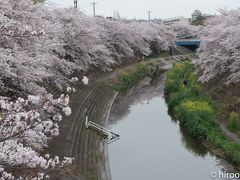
[165,61,240,168]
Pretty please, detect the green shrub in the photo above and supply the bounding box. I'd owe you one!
[227,111,240,133]
[111,63,153,92]
[165,61,240,166]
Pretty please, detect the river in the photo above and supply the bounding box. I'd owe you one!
[108,72,236,180]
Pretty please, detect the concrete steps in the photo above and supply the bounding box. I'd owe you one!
[47,82,118,180]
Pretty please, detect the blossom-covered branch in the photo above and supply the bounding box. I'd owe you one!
[196,9,240,84]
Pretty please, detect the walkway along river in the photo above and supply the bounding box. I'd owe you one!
[108,72,237,180]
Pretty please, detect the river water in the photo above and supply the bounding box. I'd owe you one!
[108,73,236,180]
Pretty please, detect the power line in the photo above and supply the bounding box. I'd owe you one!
[91,2,97,16]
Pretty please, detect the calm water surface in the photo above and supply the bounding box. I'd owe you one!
[108,74,235,180]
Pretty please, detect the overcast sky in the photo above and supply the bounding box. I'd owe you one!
[48,0,240,19]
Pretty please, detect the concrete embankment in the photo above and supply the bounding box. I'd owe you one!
[47,82,118,180]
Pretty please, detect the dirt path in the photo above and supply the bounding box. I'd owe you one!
[219,122,239,143]
[202,81,240,144]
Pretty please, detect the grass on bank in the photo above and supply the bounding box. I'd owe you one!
[227,111,240,136]
[165,61,240,166]
[148,50,170,59]
[110,61,161,93]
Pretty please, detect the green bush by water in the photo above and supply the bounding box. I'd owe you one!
[227,112,240,135]
[148,50,170,58]
[111,63,157,92]
[165,61,240,166]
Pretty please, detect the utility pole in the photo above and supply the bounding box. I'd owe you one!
[91,2,97,16]
[74,0,78,8]
[147,11,151,21]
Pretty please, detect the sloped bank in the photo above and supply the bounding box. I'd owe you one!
[46,82,118,180]
[164,61,240,170]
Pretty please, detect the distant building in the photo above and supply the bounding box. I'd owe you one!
[162,16,190,25]
[152,18,162,24]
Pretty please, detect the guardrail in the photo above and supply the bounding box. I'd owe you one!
[85,116,120,144]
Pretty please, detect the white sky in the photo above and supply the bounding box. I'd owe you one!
[48,0,240,19]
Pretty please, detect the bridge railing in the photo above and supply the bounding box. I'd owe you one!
[176,33,198,40]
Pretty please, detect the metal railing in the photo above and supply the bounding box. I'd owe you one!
[85,116,120,144]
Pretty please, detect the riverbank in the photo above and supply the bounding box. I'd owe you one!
[45,57,170,179]
[109,59,170,93]
[46,83,118,180]
[108,66,236,180]
[164,61,240,170]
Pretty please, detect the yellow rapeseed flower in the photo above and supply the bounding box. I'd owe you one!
[181,100,213,113]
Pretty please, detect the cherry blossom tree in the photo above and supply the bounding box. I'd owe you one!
[0,95,69,179]
[93,17,175,62]
[0,74,89,179]
[0,94,73,179]
[0,1,84,178]
[0,0,78,96]
[196,9,240,84]
[52,9,115,71]
[0,1,175,97]
[52,9,175,69]
[0,0,175,178]
[172,21,200,38]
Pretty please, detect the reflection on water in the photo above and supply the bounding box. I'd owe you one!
[179,125,208,157]
[108,73,236,180]
[109,73,167,125]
